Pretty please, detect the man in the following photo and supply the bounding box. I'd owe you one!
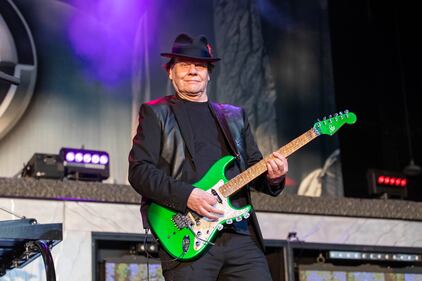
[129,33,288,281]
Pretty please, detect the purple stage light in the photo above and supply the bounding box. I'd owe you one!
[83,153,92,163]
[67,0,153,84]
[59,147,110,181]
[66,152,75,162]
[75,152,83,163]
[91,154,100,164]
[99,155,109,165]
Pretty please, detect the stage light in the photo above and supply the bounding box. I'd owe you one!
[83,153,91,163]
[367,169,407,199]
[328,251,421,262]
[60,147,110,182]
[75,152,83,163]
[91,154,100,164]
[65,152,75,162]
[21,153,64,179]
[100,155,109,165]
[132,241,159,257]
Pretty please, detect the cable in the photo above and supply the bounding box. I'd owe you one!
[0,207,27,219]
[143,228,150,281]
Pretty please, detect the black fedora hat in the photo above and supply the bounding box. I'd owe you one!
[161,33,220,62]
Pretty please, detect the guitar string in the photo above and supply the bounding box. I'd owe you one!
[220,128,318,197]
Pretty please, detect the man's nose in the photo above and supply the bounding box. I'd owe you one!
[187,64,198,73]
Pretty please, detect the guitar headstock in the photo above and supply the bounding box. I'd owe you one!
[314,110,357,136]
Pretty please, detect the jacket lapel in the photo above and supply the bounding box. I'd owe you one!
[209,102,240,158]
[169,96,196,162]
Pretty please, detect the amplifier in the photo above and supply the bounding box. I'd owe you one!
[21,153,64,179]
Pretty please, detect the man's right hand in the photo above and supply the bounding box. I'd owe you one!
[187,188,224,220]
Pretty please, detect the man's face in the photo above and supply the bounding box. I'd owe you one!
[169,58,210,99]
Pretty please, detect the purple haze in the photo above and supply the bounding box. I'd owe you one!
[68,0,152,84]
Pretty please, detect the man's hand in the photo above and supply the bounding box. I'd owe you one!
[266,152,288,184]
[187,188,224,220]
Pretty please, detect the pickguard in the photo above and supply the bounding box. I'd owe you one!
[188,180,251,250]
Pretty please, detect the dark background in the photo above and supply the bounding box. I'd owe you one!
[328,0,422,201]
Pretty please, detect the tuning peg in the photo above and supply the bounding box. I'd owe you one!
[329,115,333,123]
[344,109,349,114]
[334,113,339,121]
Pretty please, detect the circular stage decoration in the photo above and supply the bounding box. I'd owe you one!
[0,0,37,141]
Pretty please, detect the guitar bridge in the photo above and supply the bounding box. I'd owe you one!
[172,213,194,230]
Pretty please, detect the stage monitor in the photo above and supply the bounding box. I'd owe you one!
[100,256,164,281]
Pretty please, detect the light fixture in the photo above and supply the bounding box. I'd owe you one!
[329,250,421,262]
[132,241,159,257]
[21,153,64,179]
[367,169,407,199]
[59,147,110,181]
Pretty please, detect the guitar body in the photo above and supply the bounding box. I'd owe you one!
[148,155,252,261]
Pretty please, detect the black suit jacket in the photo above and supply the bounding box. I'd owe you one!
[128,95,285,249]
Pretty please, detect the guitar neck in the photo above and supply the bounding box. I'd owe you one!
[219,128,319,197]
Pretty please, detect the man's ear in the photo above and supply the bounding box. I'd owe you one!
[168,68,173,80]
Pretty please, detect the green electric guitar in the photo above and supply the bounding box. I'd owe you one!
[148,111,357,260]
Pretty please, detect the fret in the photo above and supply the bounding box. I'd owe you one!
[219,128,318,197]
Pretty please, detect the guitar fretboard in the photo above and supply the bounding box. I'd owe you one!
[218,128,319,197]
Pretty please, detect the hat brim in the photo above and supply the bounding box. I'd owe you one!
[160,53,221,62]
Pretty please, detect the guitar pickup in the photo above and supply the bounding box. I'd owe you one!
[211,189,222,203]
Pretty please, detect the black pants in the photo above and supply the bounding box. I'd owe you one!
[159,231,273,281]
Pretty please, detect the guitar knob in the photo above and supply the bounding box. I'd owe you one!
[197,231,202,236]
[226,219,233,224]
[196,241,201,247]
[243,212,250,219]
[217,224,224,231]
[236,216,242,222]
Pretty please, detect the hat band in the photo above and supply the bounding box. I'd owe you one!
[171,45,211,59]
